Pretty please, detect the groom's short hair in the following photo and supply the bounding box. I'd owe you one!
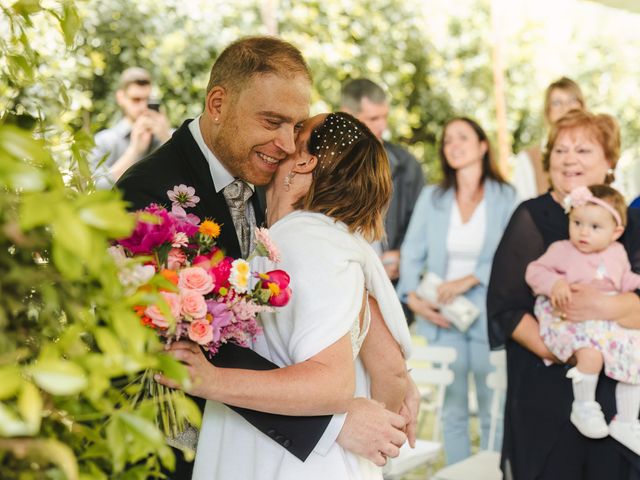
[206,36,312,95]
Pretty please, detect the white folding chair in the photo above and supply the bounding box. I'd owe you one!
[383,343,457,480]
[433,350,507,480]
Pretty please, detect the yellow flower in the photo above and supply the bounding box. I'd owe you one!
[199,220,221,238]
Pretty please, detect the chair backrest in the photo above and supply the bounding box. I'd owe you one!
[486,350,507,452]
[408,344,457,441]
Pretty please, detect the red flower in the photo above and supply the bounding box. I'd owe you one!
[260,270,292,307]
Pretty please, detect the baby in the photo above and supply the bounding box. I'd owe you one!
[526,185,640,454]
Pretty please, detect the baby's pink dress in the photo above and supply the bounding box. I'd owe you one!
[526,240,640,383]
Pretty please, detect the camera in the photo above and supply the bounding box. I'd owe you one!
[147,99,161,112]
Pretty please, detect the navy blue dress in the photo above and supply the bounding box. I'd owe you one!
[487,193,640,480]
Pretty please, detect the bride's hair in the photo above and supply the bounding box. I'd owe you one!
[293,112,392,242]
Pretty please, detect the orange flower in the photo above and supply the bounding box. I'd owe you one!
[199,220,221,238]
[160,269,179,285]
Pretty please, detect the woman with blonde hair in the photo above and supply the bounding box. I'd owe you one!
[511,77,586,199]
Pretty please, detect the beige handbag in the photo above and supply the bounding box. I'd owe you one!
[415,272,479,332]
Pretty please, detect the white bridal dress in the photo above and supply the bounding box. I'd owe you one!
[192,211,412,480]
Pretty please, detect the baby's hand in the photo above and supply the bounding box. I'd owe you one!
[551,279,571,310]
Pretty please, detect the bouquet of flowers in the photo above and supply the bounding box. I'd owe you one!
[109,184,291,446]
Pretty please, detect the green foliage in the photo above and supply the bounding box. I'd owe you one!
[0,3,190,478]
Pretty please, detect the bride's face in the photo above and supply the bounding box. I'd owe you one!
[269,113,328,197]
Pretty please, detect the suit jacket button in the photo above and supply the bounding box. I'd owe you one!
[267,429,276,438]
[283,439,292,448]
[275,434,285,443]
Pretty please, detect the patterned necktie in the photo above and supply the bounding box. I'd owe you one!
[223,179,253,257]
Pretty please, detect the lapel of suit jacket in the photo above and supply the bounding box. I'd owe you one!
[253,186,267,227]
[172,121,242,258]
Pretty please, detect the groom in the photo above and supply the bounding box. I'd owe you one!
[116,36,412,479]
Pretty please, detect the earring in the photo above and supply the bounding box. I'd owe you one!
[284,171,296,191]
[607,168,614,175]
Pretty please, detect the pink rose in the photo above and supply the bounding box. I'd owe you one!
[178,267,214,295]
[188,319,214,345]
[181,290,208,319]
[145,292,181,329]
[167,248,187,270]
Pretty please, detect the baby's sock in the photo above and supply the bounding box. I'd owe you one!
[571,369,598,403]
[616,382,640,423]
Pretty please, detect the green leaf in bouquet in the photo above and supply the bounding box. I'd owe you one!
[0,365,23,400]
[17,382,42,433]
[29,359,88,395]
[155,242,173,270]
[253,287,272,304]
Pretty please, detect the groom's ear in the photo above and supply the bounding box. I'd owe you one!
[205,86,226,121]
[293,155,318,174]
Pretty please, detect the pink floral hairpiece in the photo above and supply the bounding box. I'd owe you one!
[562,186,622,226]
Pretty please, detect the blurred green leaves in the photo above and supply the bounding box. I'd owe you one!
[0,3,182,478]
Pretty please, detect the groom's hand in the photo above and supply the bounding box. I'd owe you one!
[336,398,407,466]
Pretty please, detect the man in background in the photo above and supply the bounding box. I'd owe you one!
[91,67,171,188]
[341,78,424,322]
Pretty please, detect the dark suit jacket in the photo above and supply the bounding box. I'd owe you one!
[116,120,332,477]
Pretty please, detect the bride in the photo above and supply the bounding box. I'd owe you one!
[158,112,414,479]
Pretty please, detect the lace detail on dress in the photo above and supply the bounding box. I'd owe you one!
[350,290,371,359]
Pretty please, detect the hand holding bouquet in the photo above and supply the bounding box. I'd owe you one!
[110,184,291,448]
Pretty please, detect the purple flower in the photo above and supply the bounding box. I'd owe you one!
[118,204,175,254]
[206,299,234,329]
[167,184,200,208]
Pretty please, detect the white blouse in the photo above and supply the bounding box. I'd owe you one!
[445,200,486,281]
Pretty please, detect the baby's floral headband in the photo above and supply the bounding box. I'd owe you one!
[563,186,622,226]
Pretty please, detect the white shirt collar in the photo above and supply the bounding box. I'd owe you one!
[188,116,254,193]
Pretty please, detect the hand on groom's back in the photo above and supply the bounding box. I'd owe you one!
[337,398,408,466]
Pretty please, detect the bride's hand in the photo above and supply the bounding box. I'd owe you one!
[154,341,216,399]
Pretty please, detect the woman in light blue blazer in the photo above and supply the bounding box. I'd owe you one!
[397,117,518,464]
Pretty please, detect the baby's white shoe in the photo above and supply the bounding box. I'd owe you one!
[609,418,640,455]
[570,401,609,438]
